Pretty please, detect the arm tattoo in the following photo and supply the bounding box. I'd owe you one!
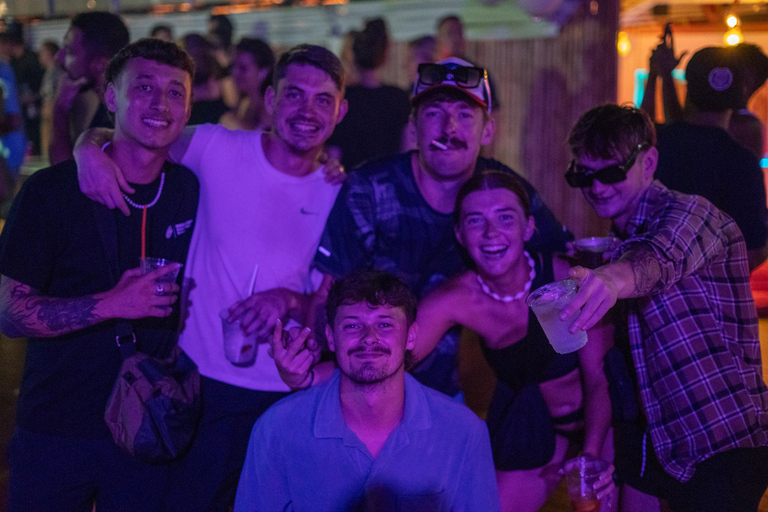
[0,279,104,338]
[625,247,663,297]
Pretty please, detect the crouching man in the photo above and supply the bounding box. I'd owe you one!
[234,271,500,511]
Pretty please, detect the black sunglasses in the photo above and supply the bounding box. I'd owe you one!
[417,63,486,89]
[565,143,648,188]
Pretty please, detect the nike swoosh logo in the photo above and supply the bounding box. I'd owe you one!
[300,208,319,215]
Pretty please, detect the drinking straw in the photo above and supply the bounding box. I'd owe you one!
[246,264,259,297]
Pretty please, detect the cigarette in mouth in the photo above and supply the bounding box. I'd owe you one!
[431,139,448,150]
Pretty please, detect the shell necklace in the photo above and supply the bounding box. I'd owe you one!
[476,250,536,303]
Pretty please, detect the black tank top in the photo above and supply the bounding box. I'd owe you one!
[480,252,579,393]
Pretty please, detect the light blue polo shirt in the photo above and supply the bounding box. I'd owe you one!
[235,370,500,511]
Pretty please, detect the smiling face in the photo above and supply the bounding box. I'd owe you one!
[455,188,534,278]
[326,302,417,386]
[414,98,494,182]
[577,146,657,232]
[105,57,192,151]
[265,63,347,155]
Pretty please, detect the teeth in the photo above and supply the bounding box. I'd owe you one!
[481,245,508,255]
[143,118,169,127]
[292,122,318,132]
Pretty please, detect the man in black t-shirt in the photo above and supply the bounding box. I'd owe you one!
[0,39,198,511]
[278,60,571,397]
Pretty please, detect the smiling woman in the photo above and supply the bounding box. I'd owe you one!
[412,170,614,512]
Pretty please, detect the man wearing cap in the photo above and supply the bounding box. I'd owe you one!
[562,104,768,512]
[653,46,768,270]
[283,58,570,397]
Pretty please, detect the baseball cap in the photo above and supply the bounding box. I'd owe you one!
[411,57,492,113]
[685,46,745,111]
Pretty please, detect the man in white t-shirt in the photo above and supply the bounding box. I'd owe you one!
[75,44,348,511]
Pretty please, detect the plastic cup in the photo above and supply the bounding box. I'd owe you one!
[564,456,610,512]
[574,237,620,269]
[140,257,182,284]
[526,279,588,354]
[220,308,258,367]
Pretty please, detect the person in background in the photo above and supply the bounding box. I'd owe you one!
[150,24,174,43]
[207,13,238,108]
[220,37,274,131]
[563,104,768,512]
[729,42,768,158]
[326,18,411,170]
[339,29,359,86]
[182,34,231,126]
[649,46,768,270]
[0,33,26,207]
[235,271,501,512]
[6,23,43,156]
[0,37,198,512]
[38,40,62,160]
[49,11,129,165]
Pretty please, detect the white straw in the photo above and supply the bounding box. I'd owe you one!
[246,264,259,297]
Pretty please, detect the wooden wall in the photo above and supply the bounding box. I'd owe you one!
[383,0,620,238]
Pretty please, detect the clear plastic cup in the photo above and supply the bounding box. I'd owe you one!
[526,279,588,354]
[140,257,182,284]
[564,456,610,512]
[574,237,620,269]
[220,308,258,367]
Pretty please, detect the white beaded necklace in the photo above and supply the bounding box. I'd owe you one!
[476,250,536,303]
[122,172,166,209]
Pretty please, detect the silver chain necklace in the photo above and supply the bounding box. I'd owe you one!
[476,250,536,303]
[122,172,166,209]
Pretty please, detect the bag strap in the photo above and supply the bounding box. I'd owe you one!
[91,201,137,360]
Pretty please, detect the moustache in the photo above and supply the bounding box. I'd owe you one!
[348,346,391,356]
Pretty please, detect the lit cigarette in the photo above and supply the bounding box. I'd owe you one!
[431,139,448,150]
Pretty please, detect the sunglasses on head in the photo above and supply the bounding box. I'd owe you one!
[417,63,486,89]
[565,143,648,188]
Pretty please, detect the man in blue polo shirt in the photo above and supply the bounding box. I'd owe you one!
[235,271,499,511]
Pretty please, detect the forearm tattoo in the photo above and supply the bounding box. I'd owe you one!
[0,280,103,338]
[625,247,663,297]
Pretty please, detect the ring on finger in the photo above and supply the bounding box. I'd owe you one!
[156,283,164,295]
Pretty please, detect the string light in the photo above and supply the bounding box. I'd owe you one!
[724,27,744,45]
[617,31,631,56]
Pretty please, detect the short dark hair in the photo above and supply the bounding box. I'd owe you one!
[105,38,195,87]
[437,15,462,31]
[326,271,417,327]
[236,37,275,70]
[734,42,768,94]
[182,33,221,85]
[70,11,130,60]
[353,18,388,71]
[273,44,345,93]
[454,171,531,225]
[150,24,173,39]
[41,40,60,57]
[568,104,656,162]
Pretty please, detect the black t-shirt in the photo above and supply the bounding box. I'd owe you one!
[0,160,199,438]
[188,98,230,126]
[655,122,768,250]
[327,84,412,170]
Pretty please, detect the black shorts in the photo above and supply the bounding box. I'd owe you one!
[614,420,768,511]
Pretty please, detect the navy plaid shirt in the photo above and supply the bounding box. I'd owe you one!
[616,180,768,482]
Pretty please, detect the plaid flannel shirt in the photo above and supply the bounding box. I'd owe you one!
[616,180,768,482]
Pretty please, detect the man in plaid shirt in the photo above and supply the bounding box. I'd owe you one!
[562,104,768,511]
